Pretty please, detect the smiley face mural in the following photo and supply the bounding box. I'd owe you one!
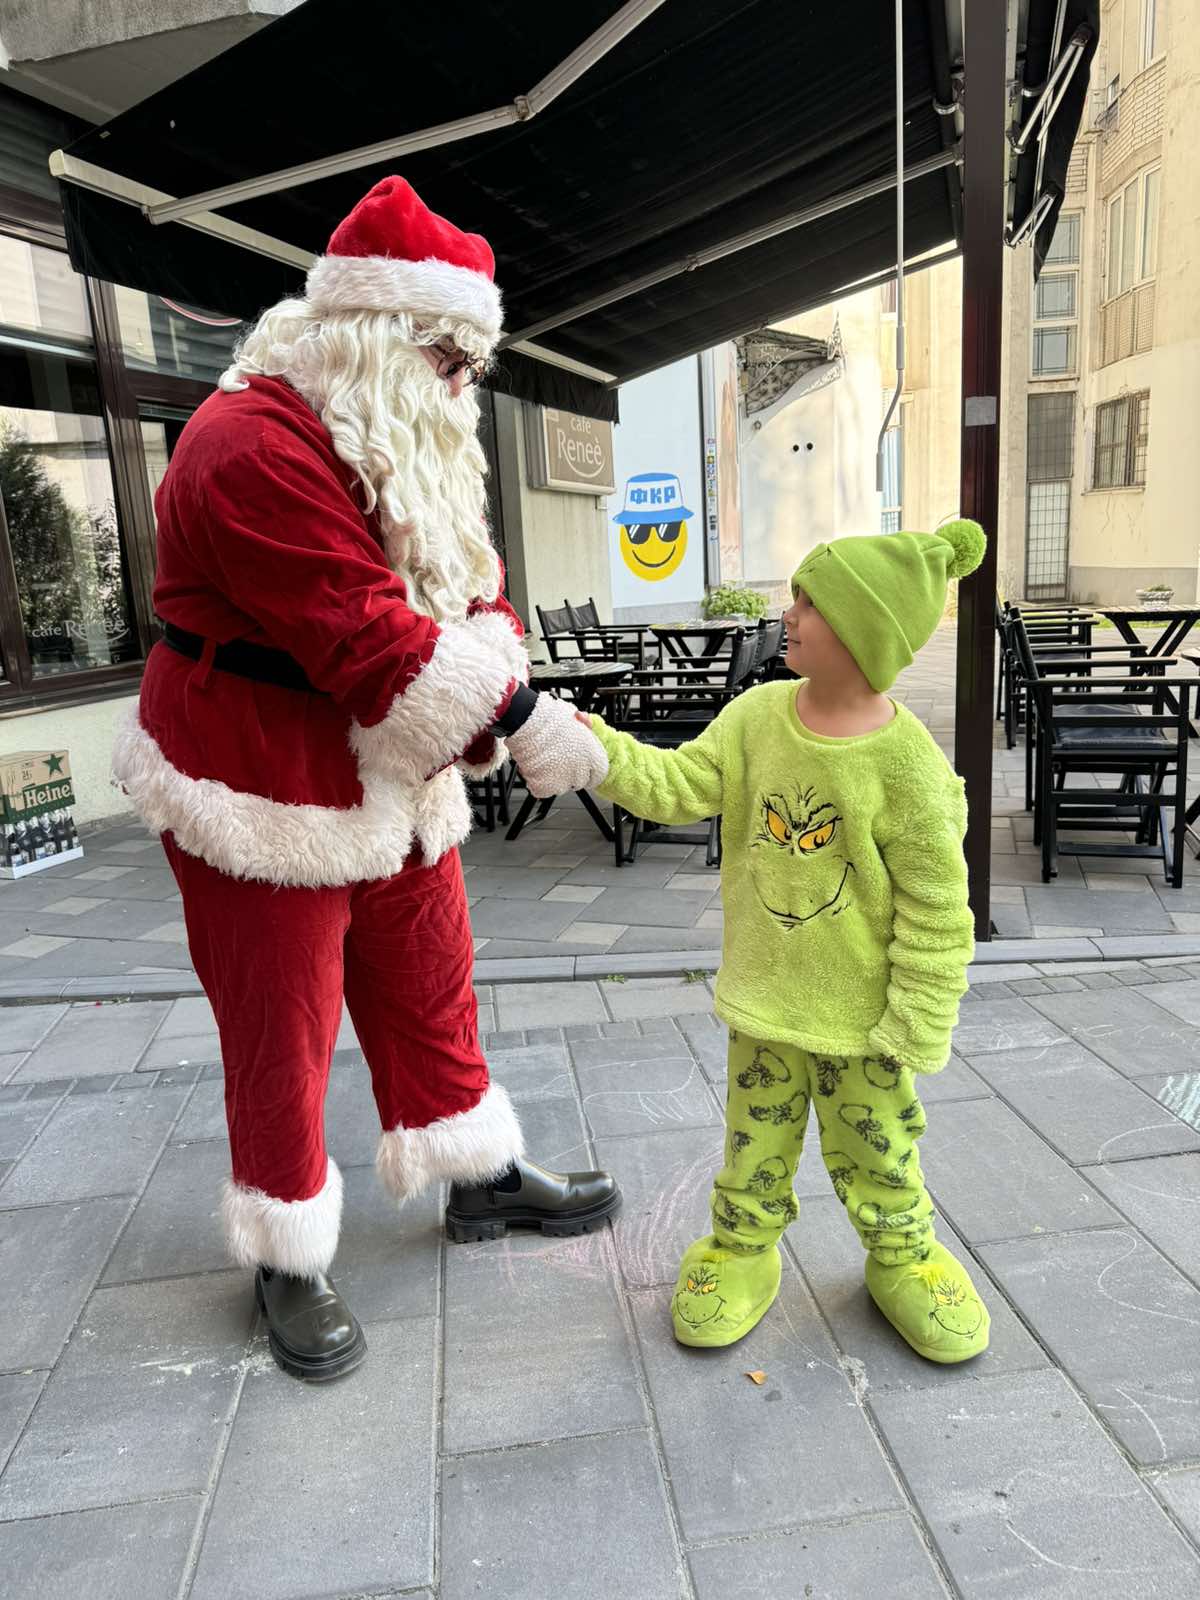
[613,471,694,583]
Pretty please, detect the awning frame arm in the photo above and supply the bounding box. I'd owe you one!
[141,0,667,227]
[499,145,960,351]
[48,149,314,270]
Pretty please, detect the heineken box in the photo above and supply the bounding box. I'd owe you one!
[0,750,83,878]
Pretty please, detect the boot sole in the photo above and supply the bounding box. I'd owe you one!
[255,1277,369,1382]
[445,1192,622,1244]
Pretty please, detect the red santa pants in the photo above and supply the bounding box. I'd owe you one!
[162,836,523,1275]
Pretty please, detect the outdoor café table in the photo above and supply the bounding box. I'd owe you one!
[650,619,750,660]
[505,659,633,841]
[1095,604,1200,660]
[565,623,659,669]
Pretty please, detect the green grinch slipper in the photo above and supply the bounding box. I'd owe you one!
[864,1239,990,1363]
[671,1235,782,1348]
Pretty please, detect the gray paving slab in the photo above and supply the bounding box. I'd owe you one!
[967,1041,1200,1165]
[0,1371,45,1474]
[1137,978,1200,1027]
[1030,986,1200,1078]
[871,1368,1199,1598]
[1025,887,1174,933]
[578,884,709,928]
[630,1268,901,1540]
[0,1052,26,1085]
[189,1316,436,1600]
[68,865,178,900]
[469,896,580,941]
[1083,1153,1200,1286]
[594,1123,724,1288]
[14,1001,171,1082]
[511,1082,591,1173]
[920,1097,1121,1243]
[7,939,193,980]
[609,925,725,954]
[688,1513,946,1600]
[0,1497,201,1600]
[560,858,680,889]
[790,1195,1048,1392]
[602,977,718,1021]
[0,1086,187,1206]
[678,1013,729,1085]
[981,1229,1200,1467]
[483,1041,576,1103]
[576,1043,721,1139]
[1154,1469,1200,1548]
[0,1197,130,1371]
[496,980,607,1031]
[949,999,1068,1055]
[102,1139,231,1283]
[990,853,1083,885]
[916,1054,993,1103]
[440,1430,681,1600]
[458,865,565,899]
[443,1228,643,1453]
[137,1030,222,1071]
[0,1090,64,1161]
[0,1004,67,1054]
[18,897,186,942]
[0,1271,250,1519]
[153,994,217,1037]
[332,1167,441,1324]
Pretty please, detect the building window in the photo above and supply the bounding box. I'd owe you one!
[1032,214,1079,378]
[115,289,243,386]
[880,423,901,533]
[880,277,897,316]
[1106,169,1160,299]
[1093,392,1150,489]
[1142,0,1161,67]
[0,236,141,684]
[1025,392,1075,599]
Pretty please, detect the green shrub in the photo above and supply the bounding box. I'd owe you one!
[701,585,768,621]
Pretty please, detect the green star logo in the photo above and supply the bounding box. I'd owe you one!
[44,754,65,776]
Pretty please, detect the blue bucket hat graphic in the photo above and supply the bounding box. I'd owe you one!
[612,471,695,525]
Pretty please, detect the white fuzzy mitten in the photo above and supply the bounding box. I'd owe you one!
[506,694,609,798]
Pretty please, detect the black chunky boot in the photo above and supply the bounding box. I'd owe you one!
[445,1155,621,1243]
[255,1266,367,1381]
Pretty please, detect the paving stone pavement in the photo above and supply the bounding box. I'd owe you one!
[2,965,1200,1597]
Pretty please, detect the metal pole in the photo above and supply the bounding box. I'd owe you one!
[956,0,1007,943]
[877,0,905,486]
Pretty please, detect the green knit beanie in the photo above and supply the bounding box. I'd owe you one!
[790,519,986,692]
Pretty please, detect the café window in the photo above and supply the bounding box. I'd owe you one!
[115,288,243,387]
[0,234,142,692]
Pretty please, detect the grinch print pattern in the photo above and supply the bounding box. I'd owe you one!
[815,1058,848,1098]
[737,1047,792,1090]
[837,1102,892,1155]
[748,1092,807,1126]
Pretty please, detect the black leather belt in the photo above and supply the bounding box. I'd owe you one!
[161,622,325,694]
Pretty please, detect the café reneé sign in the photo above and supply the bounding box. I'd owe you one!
[525,406,616,495]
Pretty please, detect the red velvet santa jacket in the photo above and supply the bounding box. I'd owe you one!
[112,375,527,888]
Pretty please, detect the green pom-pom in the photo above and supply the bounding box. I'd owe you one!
[939,518,986,580]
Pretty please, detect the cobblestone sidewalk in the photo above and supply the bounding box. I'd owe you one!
[2,962,1200,1598]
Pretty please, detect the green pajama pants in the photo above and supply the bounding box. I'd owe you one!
[713,1031,936,1267]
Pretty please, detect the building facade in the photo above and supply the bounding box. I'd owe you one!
[998,0,1197,604]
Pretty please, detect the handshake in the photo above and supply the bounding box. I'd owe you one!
[504,694,609,799]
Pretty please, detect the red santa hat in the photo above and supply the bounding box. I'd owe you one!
[305,175,503,350]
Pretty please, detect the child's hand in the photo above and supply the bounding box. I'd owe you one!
[574,712,591,728]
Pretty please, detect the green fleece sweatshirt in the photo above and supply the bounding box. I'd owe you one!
[591,681,975,1072]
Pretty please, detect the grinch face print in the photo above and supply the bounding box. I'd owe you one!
[672,1262,726,1330]
[749,788,855,929]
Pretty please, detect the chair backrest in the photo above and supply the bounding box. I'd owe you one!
[723,626,762,690]
[752,619,785,679]
[536,603,577,663]
[567,598,601,629]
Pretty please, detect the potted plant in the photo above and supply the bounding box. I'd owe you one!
[701,584,768,622]
[1135,583,1175,609]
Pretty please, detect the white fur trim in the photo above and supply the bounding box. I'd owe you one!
[306,253,503,346]
[376,1082,525,1201]
[111,709,473,888]
[221,1158,343,1274]
[350,611,527,789]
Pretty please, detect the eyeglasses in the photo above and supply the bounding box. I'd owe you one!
[430,339,487,387]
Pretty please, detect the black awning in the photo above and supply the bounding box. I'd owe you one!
[54,0,1092,416]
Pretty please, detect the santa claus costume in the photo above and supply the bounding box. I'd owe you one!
[113,176,617,1380]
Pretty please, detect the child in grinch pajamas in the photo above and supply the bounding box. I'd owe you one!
[586,519,989,1362]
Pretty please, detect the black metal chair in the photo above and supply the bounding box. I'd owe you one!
[535,603,578,662]
[1012,617,1189,885]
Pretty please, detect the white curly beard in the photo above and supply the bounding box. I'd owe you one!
[220,304,502,623]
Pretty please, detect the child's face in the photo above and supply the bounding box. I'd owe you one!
[783,587,859,683]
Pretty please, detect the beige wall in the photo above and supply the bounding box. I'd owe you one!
[494,394,613,635]
[885,258,963,538]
